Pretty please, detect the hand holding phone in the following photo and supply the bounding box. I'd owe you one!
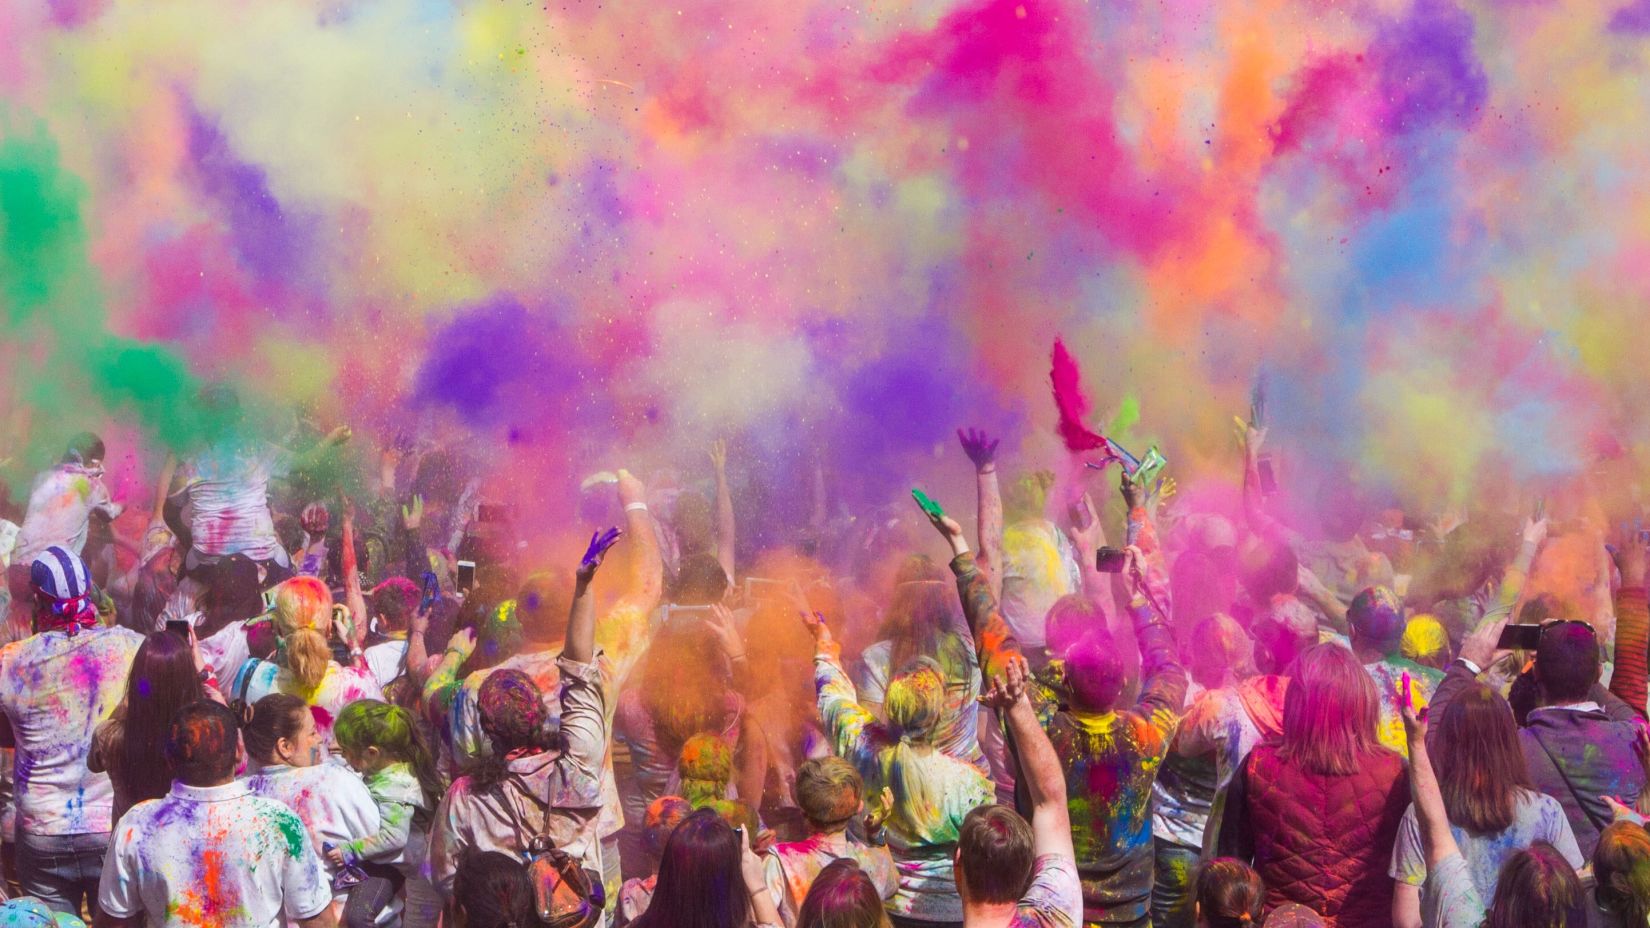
[1496,623,1543,651]
[1095,547,1128,573]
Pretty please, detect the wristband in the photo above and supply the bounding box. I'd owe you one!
[624,502,649,514]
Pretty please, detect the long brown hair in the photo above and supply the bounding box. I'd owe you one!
[120,632,207,811]
[1279,644,1385,776]
[1485,842,1586,928]
[1432,681,1535,833]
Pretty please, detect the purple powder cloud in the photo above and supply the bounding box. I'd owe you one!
[1372,0,1489,133]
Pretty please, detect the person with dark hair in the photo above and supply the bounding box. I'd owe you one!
[1432,534,1650,859]
[951,657,1081,928]
[626,807,784,928]
[96,700,336,927]
[619,796,694,923]
[796,860,892,928]
[0,546,143,915]
[239,693,381,898]
[1218,644,1409,927]
[88,629,221,825]
[435,475,660,907]
[1193,859,1263,928]
[1386,681,1581,928]
[1396,677,1588,928]
[1345,585,1442,758]
[762,757,896,924]
[362,576,420,690]
[453,851,537,928]
[428,527,625,898]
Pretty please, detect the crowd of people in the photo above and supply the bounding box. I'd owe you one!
[0,391,1647,928]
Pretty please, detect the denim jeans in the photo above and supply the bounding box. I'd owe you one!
[16,830,110,917]
[1151,836,1201,928]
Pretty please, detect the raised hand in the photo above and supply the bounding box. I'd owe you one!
[616,468,646,510]
[957,428,1000,472]
[1065,494,1102,553]
[301,502,330,537]
[913,489,967,551]
[709,439,728,473]
[401,494,424,530]
[799,610,834,649]
[578,527,623,583]
[705,604,745,661]
[981,653,1031,709]
[1397,671,1428,744]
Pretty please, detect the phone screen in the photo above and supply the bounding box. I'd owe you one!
[1095,547,1127,573]
[1497,624,1543,651]
[456,560,476,591]
[1257,455,1278,495]
[664,605,715,624]
[419,571,439,610]
[165,619,193,640]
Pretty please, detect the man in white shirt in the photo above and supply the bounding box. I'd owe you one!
[5,435,122,630]
[0,547,143,916]
[97,700,337,928]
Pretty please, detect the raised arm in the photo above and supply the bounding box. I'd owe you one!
[340,495,368,652]
[1239,422,1300,546]
[1123,547,1188,721]
[1065,492,1119,634]
[959,428,1005,600]
[803,612,883,775]
[1401,675,1460,871]
[566,527,623,665]
[914,492,1024,682]
[987,657,1072,859]
[613,470,664,618]
[1610,532,1648,720]
[711,441,736,584]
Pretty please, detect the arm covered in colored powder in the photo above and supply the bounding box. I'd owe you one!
[342,798,416,863]
[811,621,884,777]
[948,550,1025,685]
[958,428,1006,600]
[1127,550,1188,724]
[421,627,476,728]
[340,497,368,652]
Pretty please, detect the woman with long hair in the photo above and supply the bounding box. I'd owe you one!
[453,851,537,928]
[628,808,783,928]
[231,575,382,746]
[89,629,221,824]
[1388,681,1581,928]
[805,612,993,927]
[857,556,984,772]
[1194,858,1264,928]
[1217,644,1409,928]
[1397,675,1587,928]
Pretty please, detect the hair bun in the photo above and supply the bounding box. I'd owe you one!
[229,698,255,727]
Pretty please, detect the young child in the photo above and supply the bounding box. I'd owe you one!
[329,700,445,928]
[763,757,897,926]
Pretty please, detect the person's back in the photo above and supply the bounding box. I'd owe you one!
[0,547,142,915]
[14,437,121,564]
[98,700,335,928]
[1218,645,1409,928]
[1042,587,1187,925]
[181,439,290,563]
[1516,621,1647,858]
[764,757,897,924]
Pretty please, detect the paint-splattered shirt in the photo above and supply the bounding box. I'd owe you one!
[1000,520,1083,650]
[13,464,122,564]
[0,625,142,835]
[813,643,994,920]
[97,780,333,928]
[241,762,380,888]
[340,761,432,873]
[1040,606,1187,925]
[1419,852,1482,928]
[1388,789,1580,900]
[234,659,384,749]
[762,833,898,925]
[1007,854,1084,928]
[1363,656,1442,759]
[179,443,292,562]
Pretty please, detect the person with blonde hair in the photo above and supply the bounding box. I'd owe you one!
[230,574,383,746]
[805,611,993,927]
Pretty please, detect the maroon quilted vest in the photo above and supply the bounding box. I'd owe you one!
[1243,743,1409,928]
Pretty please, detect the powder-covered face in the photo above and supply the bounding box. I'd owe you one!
[280,709,324,768]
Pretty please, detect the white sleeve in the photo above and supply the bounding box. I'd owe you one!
[280,812,335,921]
[96,826,142,918]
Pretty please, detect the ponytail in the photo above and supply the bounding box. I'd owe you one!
[286,626,331,691]
[881,663,946,838]
[1196,858,1265,928]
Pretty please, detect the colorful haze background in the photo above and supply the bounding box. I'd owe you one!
[3,0,1649,546]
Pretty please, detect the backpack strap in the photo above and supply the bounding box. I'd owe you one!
[232,656,267,705]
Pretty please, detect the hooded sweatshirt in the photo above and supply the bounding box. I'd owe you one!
[1173,674,1288,856]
